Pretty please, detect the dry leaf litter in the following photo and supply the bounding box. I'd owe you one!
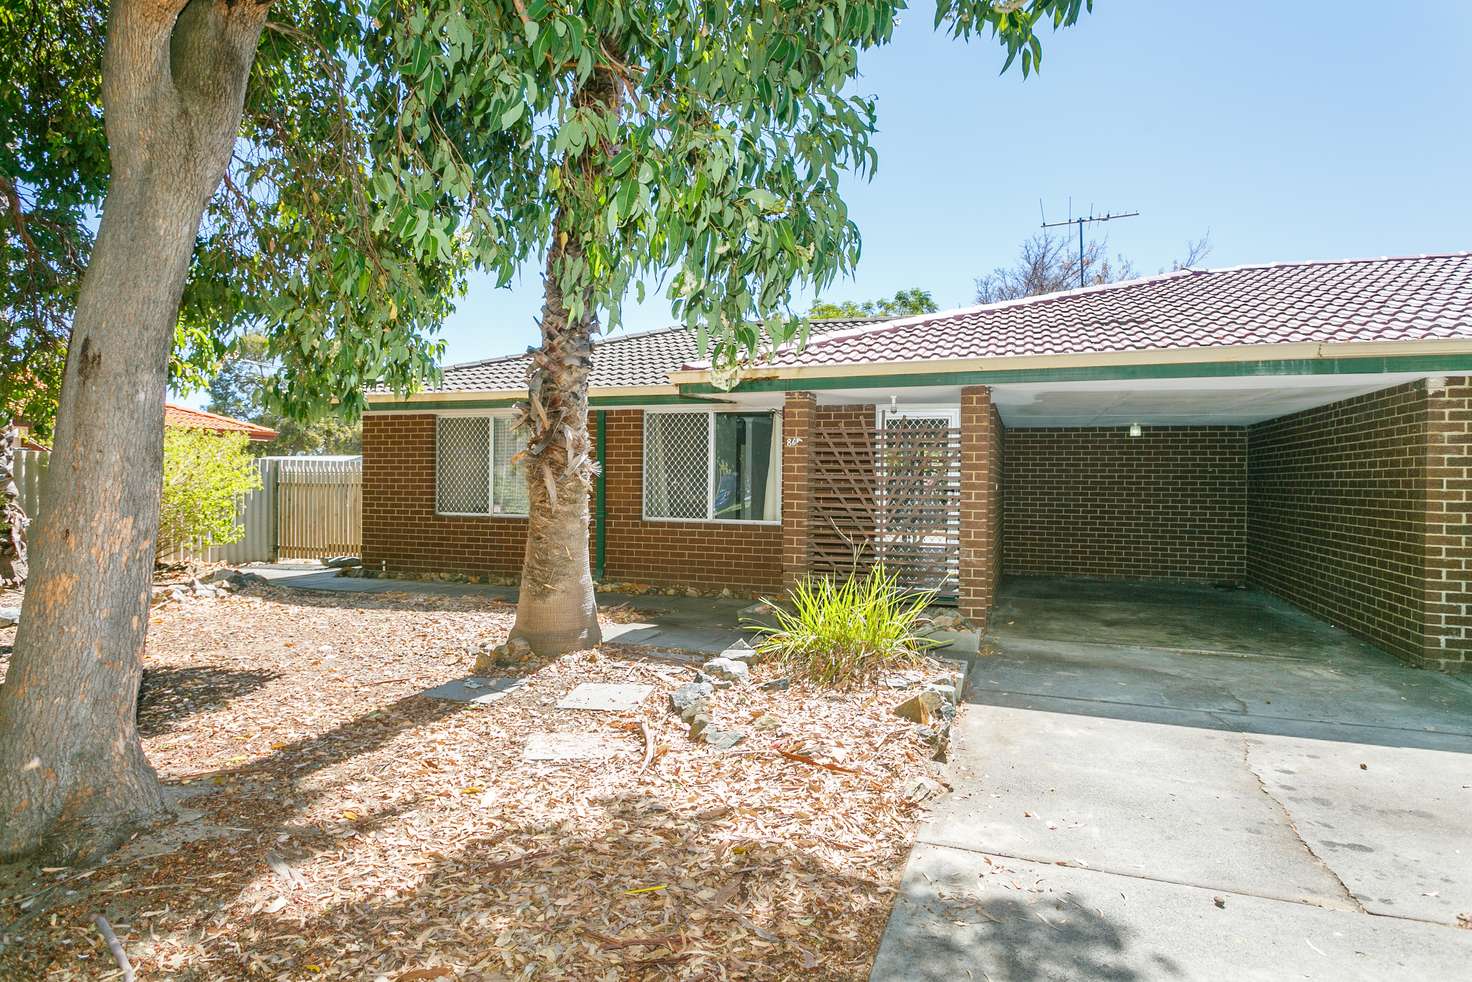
[0,582,945,980]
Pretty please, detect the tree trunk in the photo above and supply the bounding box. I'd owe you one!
[510,228,602,655]
[0,424,27,587]
[0,0,265,863]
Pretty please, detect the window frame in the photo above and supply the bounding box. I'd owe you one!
[641,407,783,526]
[434,409,529,518]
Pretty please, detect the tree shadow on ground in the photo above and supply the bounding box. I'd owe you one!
[235,790,904,980]
[137,665,279,737]
[0,687,476,967]
[879,874,1182,982]
[242,583,518,615]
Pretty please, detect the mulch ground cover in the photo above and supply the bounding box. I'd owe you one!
[0,582,943,980]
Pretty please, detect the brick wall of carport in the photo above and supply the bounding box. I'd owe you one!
[1247,376,1472,672]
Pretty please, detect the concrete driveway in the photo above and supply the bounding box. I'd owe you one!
[872,579,1472,981]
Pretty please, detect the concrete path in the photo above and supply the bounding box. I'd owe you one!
[249,563,753,654]
[872,579,1472,981]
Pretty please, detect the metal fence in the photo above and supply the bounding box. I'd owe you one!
[14,451,360,565]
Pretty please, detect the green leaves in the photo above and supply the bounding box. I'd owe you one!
[4,0,1088,433]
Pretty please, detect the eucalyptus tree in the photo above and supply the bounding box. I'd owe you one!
[0,0,501,862]
[479,1,1091,653]
[0,0,1087,861]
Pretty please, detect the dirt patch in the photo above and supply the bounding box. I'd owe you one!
[0,584,938,979]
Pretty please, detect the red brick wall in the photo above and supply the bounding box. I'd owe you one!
[601,409,782,593]
[364,410,782,593]
[1003,427,1247,582]
[782,393,817,590]
[361,413,531,576]
[960,386,1003,621]
[1248,378,1472,672]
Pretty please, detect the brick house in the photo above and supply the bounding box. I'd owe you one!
[363,255,1472,672]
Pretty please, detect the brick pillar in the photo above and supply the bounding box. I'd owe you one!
[959,385,1001,624]
[781,391,817,591]
[1423,376,1472,673]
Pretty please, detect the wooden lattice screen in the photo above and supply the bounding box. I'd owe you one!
[809,420,961,596]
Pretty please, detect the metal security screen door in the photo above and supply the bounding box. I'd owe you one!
[810,410,961,596]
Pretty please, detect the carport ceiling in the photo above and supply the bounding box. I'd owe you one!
[990,374,1428,427]
[810,373,1431,427]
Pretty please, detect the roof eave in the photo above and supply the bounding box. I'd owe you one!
[668,338,1472,389]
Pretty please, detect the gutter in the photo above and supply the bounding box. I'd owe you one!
[666,340,1472,393]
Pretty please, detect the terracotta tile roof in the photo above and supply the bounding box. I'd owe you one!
[164,404,278,442]
[705,255,1472,372]
[428,318,880,393]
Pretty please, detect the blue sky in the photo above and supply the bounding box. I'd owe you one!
[435,1,1472,367]
[175,1,1472,407]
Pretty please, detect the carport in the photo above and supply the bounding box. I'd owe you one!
[984,371,1463,671]
[772,368,1471,672]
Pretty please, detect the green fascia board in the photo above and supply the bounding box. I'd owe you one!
[364,393,729,412]
[675,354,1472,395]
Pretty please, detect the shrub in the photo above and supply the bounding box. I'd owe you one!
[156,427,261,562]
[750,566,938,687]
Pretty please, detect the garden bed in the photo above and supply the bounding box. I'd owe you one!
[0,583,944,979]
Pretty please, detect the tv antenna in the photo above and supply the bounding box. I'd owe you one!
[1041,207,1139,288]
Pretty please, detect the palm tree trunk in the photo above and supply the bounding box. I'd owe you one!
[510,224,601,654]
[0,0,266,862]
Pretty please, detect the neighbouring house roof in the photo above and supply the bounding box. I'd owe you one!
[424,318,880,394]
[688,255,1472,375]
[164,403,278,442]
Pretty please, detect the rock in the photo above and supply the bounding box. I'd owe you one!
[702,657,750,684]
[719,587,733,599]
[472,636,535,674]
[693,671,730,689]
[752,713,782,732]
[916,723,952,762]
[894,690,949,725]
[738,601,770,618]
[0,606,19,628]
[669,681,714,719]
[923,683,959,705]
[929,611,963,632]
[322,555,362,569]
[169,587,189,603]
[719,638,758,662]
[689,713,712,740]
[684,586,701,598]
[905,775,946,804]
[702,727,745,750]
[228,571,269,588]
[758,677,790,692]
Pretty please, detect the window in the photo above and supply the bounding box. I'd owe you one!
[643,411,780,523]
[436,414,529,516]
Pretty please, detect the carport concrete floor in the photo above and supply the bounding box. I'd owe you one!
[872,577,1472,982]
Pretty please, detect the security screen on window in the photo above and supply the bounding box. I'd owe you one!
[644,411,779,521]
[713,413,776,521]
